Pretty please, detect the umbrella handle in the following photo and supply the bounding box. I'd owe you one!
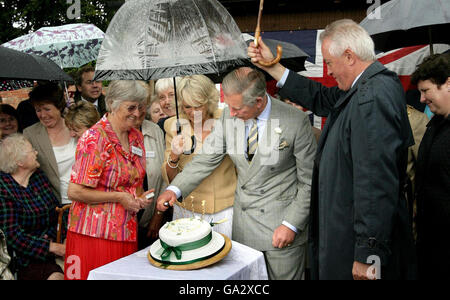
[184,135,196,155]
[175,122,197,155]
[254,0,282,67]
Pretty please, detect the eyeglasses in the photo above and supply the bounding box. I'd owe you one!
[25,148,38,154]
[125,104,145,113]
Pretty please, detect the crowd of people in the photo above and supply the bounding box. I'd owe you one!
[0,19,449,281]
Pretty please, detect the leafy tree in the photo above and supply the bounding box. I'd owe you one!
[0,0,124,44]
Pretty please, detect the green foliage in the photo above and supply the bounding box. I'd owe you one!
[0,0,124,44]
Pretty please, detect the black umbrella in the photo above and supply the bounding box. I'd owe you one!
[0,46,73,82]
[360,0,450,53]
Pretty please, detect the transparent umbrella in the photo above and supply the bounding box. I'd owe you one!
[95,0,249,156]
[94,0,248,81]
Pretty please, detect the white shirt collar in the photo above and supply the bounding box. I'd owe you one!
[351,71,364,89]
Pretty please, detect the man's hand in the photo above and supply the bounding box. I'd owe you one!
[247,37,273,69]
[352,261,377,280]
[247,36,286,82]
[156,190,177,212]
[272,224,296,249]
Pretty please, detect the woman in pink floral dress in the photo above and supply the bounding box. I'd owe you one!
[64,81,154,280]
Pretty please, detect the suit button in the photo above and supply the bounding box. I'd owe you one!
[242,207,247,212]
[270,167,275,171]
[260,209,265,213]
[260,189,265,193]
[242,186,246,190]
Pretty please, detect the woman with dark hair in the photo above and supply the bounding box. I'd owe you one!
[411,53,450,279]
[0,104,20,139]
[23,83,76,205]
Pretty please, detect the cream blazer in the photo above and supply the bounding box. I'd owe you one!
[23,122,61,202]
[162,111,236,214]
[138,120,168,228]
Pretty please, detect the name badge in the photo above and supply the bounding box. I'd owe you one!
[131,146,143,157]
[146,151,155,158]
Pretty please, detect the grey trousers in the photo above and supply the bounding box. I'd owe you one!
[263,244,306,280]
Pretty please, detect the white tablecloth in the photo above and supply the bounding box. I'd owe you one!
[87,240,268,280]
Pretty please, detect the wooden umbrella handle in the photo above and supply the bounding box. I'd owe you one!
[254,0,282,67]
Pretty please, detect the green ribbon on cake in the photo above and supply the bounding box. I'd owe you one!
[160,232,212,261]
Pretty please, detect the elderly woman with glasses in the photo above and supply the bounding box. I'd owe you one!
[64,80,154,280]
[0,134,65,280]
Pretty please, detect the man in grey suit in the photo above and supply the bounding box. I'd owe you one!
[156,67,317,279]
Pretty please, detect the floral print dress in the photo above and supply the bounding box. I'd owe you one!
[68,115,146,242]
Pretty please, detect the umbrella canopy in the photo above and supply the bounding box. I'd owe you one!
[94,0,248,81]
[0,46,73,81]
[2,23,104,68]
[360,0,450,53]
[242,33,308,72]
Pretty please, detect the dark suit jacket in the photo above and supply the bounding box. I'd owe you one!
[16,99,39,131]
[279,61,417,279]
[415,114,450,278]
[74,93,107,116]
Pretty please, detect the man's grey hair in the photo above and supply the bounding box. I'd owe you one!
[320,19,376,62]
[106,80,149,112]
[222,67,266,106]
[0,133,31,174]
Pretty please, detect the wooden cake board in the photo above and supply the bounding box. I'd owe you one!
[147,233,232,270]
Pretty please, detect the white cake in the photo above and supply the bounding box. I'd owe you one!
[149,216,226,264]
[159,217,211,247]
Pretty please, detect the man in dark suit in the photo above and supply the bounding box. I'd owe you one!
[74,66,107,116]
[249,19,417,280]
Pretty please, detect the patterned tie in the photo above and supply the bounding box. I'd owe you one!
[247,119,258,162]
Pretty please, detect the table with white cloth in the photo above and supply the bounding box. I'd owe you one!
[87,240,268,280]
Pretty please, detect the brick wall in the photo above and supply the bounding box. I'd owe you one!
[234,9,366,32]
[0,88,32,109]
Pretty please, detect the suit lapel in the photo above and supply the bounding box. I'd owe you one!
[241,96,281,185]
[36,123,59,177]
[316,62,384,153]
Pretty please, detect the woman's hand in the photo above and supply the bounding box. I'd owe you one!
[49,241,66,257]
[117,192,141,213]
[136,189,155,209]
[171,134,185,157]
[146,210,164,240]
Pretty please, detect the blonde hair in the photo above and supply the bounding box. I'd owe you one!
[320,19,376,62]
[0,133,30,174]
[64,101,100,130]
[177,75,218,119]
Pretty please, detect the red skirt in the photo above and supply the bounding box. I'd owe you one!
[64,231,137,280]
